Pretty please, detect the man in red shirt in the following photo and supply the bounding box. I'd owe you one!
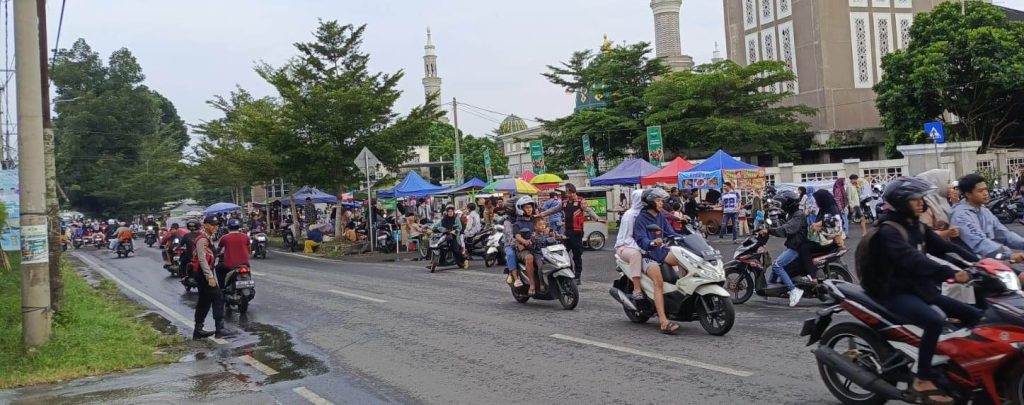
[217,219,251,287]
[161,223,190,268]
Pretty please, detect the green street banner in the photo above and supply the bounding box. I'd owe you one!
[454,153,464,185]
[484,149,493,183]
[529,140,545,174]
[647,126,664,167]
[582,135,596,178]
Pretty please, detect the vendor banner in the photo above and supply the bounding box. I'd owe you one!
[723,168,767,190]
[585,197,607,217]
[582,135,596,177]
[678,170,722,190]
[646,126,664,167]
[483,149,493,183]
[529,140,545,174]
[454,153,464,185]
[0,170,20,251]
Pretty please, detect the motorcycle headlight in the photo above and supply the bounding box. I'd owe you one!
[256,236,267,242]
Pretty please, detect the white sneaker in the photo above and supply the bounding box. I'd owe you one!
[789,288,804,307]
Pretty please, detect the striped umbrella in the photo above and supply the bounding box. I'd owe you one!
[482,178,539,195]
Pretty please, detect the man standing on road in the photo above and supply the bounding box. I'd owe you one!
[192,216,235,339]
[718,182,740,242]
[542,191,563,235]
[540,183,602,285]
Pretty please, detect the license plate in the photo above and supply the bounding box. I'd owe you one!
[235,280,255,289]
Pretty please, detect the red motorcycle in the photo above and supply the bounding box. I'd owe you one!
[802,258,1024,404]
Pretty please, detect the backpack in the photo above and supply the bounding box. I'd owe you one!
[855,220,923,295]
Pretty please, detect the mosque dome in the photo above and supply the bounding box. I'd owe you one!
[498,114,528,135]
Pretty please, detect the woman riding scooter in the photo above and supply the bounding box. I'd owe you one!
[632,188,686,334]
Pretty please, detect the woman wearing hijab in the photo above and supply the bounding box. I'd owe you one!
[614,190,646,300]
[833,178,849,234]
[798,189,843,275]
[916,169,960,240]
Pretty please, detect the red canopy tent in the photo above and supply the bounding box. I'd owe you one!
[640,157,696,186]
[518,169,536,182]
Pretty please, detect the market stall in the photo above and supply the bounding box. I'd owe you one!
[678,150,765,234]
[590,158,660,186]
[640,157,695,186]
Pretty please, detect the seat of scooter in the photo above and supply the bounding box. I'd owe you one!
[660,263,680,284]
[834,282,910,325]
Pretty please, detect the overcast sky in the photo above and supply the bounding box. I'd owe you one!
[24,0,1024,142]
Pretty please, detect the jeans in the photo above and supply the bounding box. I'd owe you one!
[504,246,517,274]
[876,294,982,380]
[770,248,799,291]
[719,212,739,240]
[550,220,564,235]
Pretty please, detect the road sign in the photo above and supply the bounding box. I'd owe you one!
[924,121,945,144]
[354,147,380,175]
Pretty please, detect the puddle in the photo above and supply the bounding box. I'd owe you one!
[137,311,178,336]
[227,322,329,384]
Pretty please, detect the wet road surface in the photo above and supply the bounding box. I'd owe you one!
[6,230,882,404]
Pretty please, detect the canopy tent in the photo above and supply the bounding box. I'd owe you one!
[280,186,338,206]
[444,177,488,195]
[518,170,536,182]
[640,157,696,186]
[205,202,241,215]
[678,149,765,190]
[168,202,203,218]
[376,171,449,198]
[482,178,539,195]
[590,158,660,186]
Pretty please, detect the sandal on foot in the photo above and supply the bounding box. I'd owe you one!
[660,322,681,335]
[514,279,524,288]
[528,288,536,296]
[908,387,955,405]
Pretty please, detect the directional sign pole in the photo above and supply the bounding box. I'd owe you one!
[365,152,374,252]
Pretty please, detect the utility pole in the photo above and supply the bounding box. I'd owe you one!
[38,0,62,312]
[451,97,461,183]
[15,0,52,347]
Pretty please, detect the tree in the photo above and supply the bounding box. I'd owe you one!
[254,21,441,194]
[875,1,1024,154]
[425,122,507,182]
[644,60,814,159]
[52,39,189,217]
[540,42,669,172]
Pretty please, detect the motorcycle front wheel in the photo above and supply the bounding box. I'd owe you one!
[484,254,496,268]
[557,277,579,310]
[725,268,755,304]
[697,295,735,336]
[429,255,438,273]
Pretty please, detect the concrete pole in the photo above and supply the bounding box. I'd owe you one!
[16,0,52,347]
[37,0,62,313]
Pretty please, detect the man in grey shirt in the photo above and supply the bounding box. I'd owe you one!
[950,174,1024,263]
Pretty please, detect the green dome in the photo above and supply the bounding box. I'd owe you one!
[498,114,528,135]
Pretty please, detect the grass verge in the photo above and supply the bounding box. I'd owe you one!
[0,255,181,388]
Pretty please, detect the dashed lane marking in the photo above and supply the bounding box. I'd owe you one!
[293,387,335,405]
[550,333,753,377]
[238,354,279,376]
[328,289,389,303]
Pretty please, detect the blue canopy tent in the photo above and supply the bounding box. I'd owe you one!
[376,171,449,198]
[443,177,487,195]
[590,158,660,186]
[205,202,241,215]
[280,186,338,206]
[678,149,764,190]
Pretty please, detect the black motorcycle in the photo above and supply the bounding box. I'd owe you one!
[144,226,158,247]
[464,226,493,260]
[250,232,268,259]
[988,192,1020,224]
[222,263,255,317]
[375,217,399,253]
[427,227,459,272]
[115,240,134,258]
[281,227,297,252]
[724,223,854,304]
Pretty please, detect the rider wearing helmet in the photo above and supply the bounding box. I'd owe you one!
[161,223,189,267]
[180,220,202,275]
[216,218,251,286]
[756,189,808,307]
[513,196,543,295]
[503,197,521,285]
[144,215,158,228]
[631,188,685,334]
[865,176,981,404]
[433,204,468,269]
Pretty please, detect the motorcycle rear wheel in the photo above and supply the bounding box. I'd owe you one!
[238,301,249,316]
[557,278,579,310]
[623,307,650,324]
[697,295,735,336]
[817,323,893,405]
[725,268,755,304]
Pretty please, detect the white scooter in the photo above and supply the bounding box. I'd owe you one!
[609,223,736,335]
[484,224,506,268]
[509,236,580,310]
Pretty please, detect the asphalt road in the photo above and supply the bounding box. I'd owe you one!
[15,228,898,405]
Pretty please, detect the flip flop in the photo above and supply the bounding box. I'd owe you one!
[660,322,681,335]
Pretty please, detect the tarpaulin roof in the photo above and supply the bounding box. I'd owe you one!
[376,171,449,198]
[444,177,487,194]
[280,186,338,206]
[684,149,760,172]
[640,157,696,186]
[591,158,660,186]
[204,202,241,215]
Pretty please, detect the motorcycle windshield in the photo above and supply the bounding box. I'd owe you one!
[680,233,720,261]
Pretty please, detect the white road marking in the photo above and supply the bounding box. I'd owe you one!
[238,354,279,375]
[292,387,335,405]
[74,252,228,345]
[550,333,753,377]
[328,289,388,303]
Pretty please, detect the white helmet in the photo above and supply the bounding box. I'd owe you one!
[515,196,536,216]
[107,219,116,225]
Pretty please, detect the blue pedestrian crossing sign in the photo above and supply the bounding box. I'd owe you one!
[924,121,945,144]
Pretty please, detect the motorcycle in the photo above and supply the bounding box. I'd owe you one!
[281,227,297,252]
[765,198,788,229]
[144,226,157,247]
[801,261,1024,405]
[725,222,854,305]
[988,192,1020,224]
[464,226,493,260]
[375,217,399,253]
[115,239,134,258]
[72,234,84,249]
[222,263,256,317]
[427,227,460,272]
[609,223,736,336]
[508,235,579,310]
[250,232,268,259]
[484,224,506,268]
[164,236,185,277]
[92,233,106,249]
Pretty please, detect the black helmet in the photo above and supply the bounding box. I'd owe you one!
[170,223,179,229]
[503,197,520,218]
[186,220,201,231]
[203,215,221,226]
[227,218,242,230]
[883,176,935,217]
[774,190,800,214]
[641,188,669,210]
